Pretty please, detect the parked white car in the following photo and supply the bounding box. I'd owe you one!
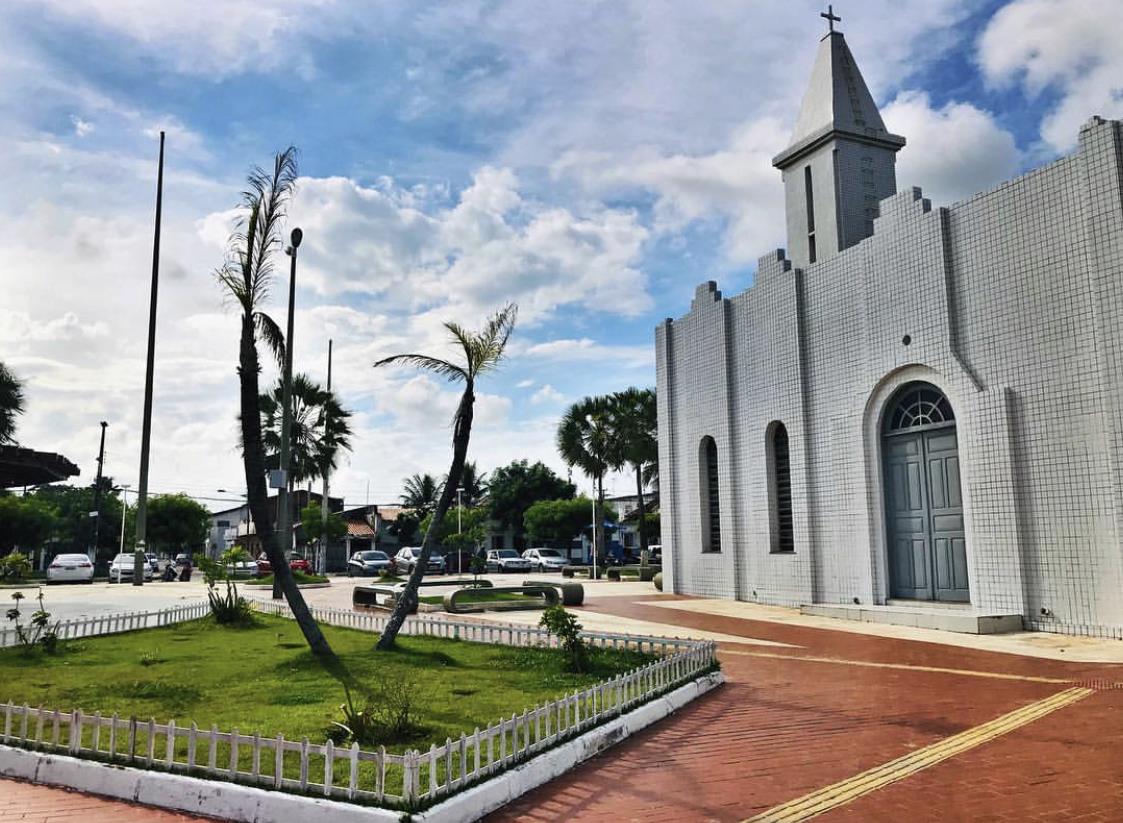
[486,549,532,574]
[46,553,95,584]
[522,548,568,572]
[108,553,154,583]
[393,547,445,575]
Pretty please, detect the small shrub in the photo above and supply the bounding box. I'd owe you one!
[539,604,588,673]
[196,552,255,625]
[5,588,60,655]
[329,673,427,746]
[139,649,163,667]
[0,551,32,583]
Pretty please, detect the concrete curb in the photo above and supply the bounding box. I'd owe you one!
[0,671,723,823]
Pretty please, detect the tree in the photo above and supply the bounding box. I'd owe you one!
[523,497,593,547]
[30,481,130,564]
[0,363,24,445]
[373,302,517,649]
[557,396,615,567]
[418,505,488,551]
[216,147,331,657]
[400,473,439,519]
[388,510,420,544]
[260,374,353,488]
[0,496,57,554]
[300,502,347,544]
[487,460,575,542]
[443,461,488,508]
[145,494,210,553]
[609,387,658,553]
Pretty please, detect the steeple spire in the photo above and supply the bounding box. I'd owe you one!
[771,22,906,268]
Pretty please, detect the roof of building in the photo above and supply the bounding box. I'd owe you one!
[0,445,80,489]
[774,31,905,168]
[345,520,376,538]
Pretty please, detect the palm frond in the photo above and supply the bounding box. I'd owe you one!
[254,312,286,366]
[373,354,468,383]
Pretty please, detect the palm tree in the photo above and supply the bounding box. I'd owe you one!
[373,303,517,650]
[442,460,488,507]
[557,396,615,568]
[400,473,440,519]
[609,388,658,554]
[260,374,354,487]
[215,147,332,658]
[0,362,25,445]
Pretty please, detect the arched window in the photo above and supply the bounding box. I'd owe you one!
[768,422,794,553]
[884,383,955,434]
[699,436,721,553]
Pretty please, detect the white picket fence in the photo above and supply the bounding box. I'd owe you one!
[0,596,717,810]
[0,600,210,649]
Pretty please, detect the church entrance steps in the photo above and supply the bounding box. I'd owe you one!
[800,602,1023,634]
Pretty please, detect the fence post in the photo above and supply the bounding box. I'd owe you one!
[146,718,156,765]
[229,728,239,778]
[251,732,261,782]
[274,734,285,789]
[347,742,359,799]
[107,712,119,760]
[323,738,334,797]
[2,703,11,744]
[208,724,219,772]
[187,721,197,768]
[69,710,81,754]
[299,737,309,791]
[165,720,176,768]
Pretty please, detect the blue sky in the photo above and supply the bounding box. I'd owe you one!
[2,0,1120,507]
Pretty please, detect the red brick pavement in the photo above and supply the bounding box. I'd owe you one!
[4,596,1122,822]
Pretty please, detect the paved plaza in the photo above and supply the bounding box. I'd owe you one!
[2,583,1121,821]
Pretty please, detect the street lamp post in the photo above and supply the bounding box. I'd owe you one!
[456,486,464,574]
[274,227,303,598]
[118,485,131,554]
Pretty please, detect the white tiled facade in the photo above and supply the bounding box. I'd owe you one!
[656,30,1123,638]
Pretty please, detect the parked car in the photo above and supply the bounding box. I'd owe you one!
[347,550,392,577]
[173,553,192,568]
[486,549,532,574]
[522,548,568,573]
[255,553,272,574]
[109,553,154,583]
[288,554,312,574]
[46,553,94,584]
[145,553,160,574]
[393,547,445,575]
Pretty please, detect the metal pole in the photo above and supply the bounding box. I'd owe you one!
[119,486,130,554]
[590,492,597,580]
[320,339,332,575]
[133,130,164,586]
[456,486,463,574]
[91,420,107,562]
[275,228,302,591]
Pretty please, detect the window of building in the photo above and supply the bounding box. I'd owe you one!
[699,436,721,552]
[804,165,817,263]
[768,423,795,553]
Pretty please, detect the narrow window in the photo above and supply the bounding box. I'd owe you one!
[769,423,795,553]
[804,166,817,263]
[700,436,721,552]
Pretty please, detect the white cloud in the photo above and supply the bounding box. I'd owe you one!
[518,338,655,370]
[978,0,1123,151]
[883,91,1021,206]
[530,384,565,406]
[70,115,93,137]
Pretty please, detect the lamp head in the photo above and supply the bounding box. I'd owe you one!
[290,227,303,249]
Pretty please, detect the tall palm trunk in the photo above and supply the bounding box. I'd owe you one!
[634,465,647,555]
[377,384,474,650]
[595,473,606,569]
[238,315,332,657]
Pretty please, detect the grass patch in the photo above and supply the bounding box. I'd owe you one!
[418,590,542,606]
[248,571,329,586]
[0,613,652,753]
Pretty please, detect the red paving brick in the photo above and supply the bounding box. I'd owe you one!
[4,596,1122,822]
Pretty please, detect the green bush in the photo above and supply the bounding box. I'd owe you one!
[539,604,588,673]
[5,588,60,655]
[0,551,32,582]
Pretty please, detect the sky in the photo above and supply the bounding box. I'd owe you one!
[2,0,1122,510]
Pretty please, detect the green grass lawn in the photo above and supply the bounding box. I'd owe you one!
[246,571,329,586]
[418,590,541,606]
[0,613,651,753]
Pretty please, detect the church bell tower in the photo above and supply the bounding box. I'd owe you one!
[772,7,905,268]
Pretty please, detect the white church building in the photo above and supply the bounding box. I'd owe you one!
[655,23,1123,637]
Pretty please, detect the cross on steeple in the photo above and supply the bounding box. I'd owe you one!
[821,4,841,33]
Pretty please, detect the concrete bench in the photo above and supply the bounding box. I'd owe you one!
[443,585,559,615]
[352,583,407,612]
[522,579,584,606]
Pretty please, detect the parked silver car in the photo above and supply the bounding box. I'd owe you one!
[393,547,445,575]
[486,549,532,574]
[108,553,154,583]
[46,553,95,584]
[521,548,567,572]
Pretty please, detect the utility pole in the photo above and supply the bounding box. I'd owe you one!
[274,227,303,598]
[133,130,165,586]
[119,485,131,554]
[319,338,332,575]
[456,485,463,574]
[90,420,107,562]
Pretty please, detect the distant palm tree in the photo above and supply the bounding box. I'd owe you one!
[215,147,332,658]
[0,362,24,445]
[609,388,658,553]
[400,473,440,519]
[260,373,353,487]
[557,395,615,567]
[443,460,488,507]
[373,303,517,649]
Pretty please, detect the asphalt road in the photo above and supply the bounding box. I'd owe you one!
[4,579,210,623]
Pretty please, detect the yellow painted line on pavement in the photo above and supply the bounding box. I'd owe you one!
[743,686,1094,822]
[721,649,1072,684]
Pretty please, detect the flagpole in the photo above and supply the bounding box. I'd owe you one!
[133,130,164,585]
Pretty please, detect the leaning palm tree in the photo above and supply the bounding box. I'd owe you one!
[0,362,24,445]
[399,473,440,519]
[557,395,616,568]
[373,303,518,650]
[216,147,332,658]
[610,388,658,554]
